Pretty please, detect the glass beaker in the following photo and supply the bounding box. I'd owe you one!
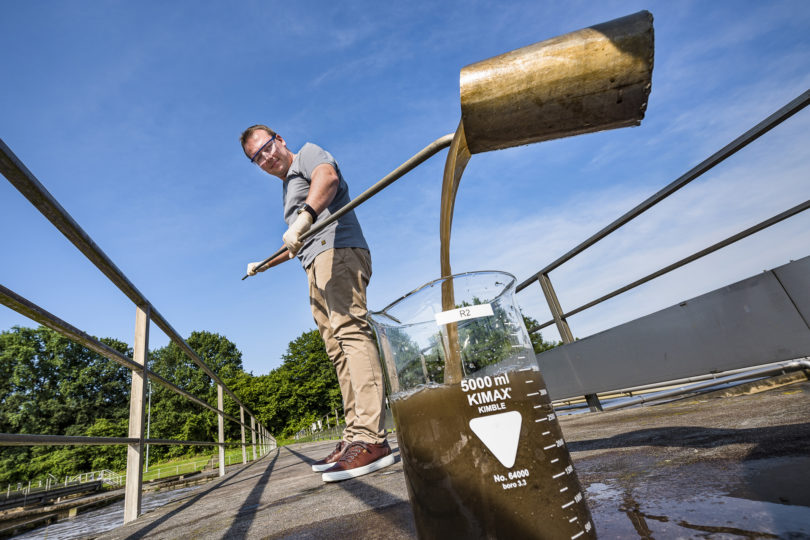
[369,271,595,539]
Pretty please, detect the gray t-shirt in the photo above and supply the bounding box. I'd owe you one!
[283,143,369,269]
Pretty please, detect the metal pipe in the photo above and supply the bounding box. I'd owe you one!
[0,434,138,446]
[242,133,455,279]
[602,359,810,411]
[145,439,249,446]
[562,199,810,320]
[602,359,802,395]
[461,11,654,154]
[0,433,255,447]
[551,359,807,407]
[516,89,810,293]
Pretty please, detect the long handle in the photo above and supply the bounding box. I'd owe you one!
[242,133,454,280]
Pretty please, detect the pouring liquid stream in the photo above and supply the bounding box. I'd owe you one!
[439,120,472,384]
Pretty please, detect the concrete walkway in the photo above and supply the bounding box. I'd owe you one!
[99,373,810,539]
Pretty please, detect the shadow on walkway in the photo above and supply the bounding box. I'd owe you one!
[568,423,810,459]
[222,450,282,538]
[122,450,279,540]
[283,444,412,534]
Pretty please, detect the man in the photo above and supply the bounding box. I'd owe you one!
[240,125,393,482]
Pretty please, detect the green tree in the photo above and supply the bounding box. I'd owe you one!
[274,329,342,437]
[522,314,562,354]
[147,331,245,460]
[229,329,342,439]
[0,326,131,484]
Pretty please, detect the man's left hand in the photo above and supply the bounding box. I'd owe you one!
[282,211,314,257]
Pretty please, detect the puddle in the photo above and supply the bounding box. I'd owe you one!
[586,479,810,538]
[14,485,200,539]
[727,456,810,507]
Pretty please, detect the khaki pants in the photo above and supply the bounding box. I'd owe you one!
[306,248,385,444]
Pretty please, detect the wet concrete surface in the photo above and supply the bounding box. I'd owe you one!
[96,376,810,539]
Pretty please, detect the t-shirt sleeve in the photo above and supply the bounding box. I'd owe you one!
[298,143,337,179]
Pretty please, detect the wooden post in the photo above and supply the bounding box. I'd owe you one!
[240,406,247,464]
[250,416,256,461]
[217,384,225,477]
[124,305,149,523]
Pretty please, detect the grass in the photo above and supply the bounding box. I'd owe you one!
[124,446,271,483]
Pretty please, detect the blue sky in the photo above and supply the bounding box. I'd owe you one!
[1,0,808,375]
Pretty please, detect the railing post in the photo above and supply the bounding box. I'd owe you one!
[240,406,247,465]
[537,274,603,411]
[217,384,225,477]
[251,416,257,461]
[124,305,149,523]
[145,380,152,472]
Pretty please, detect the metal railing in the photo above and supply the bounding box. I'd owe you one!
[550,358,810,413]
[0,140,276,524]
[1,472,108,503]
[515,89,810,410]
[293,404,397,443]
[68,470,125,487]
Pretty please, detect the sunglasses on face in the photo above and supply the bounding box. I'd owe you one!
[249,134,278,165]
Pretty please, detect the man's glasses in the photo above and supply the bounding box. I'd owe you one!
[249,134,277,165]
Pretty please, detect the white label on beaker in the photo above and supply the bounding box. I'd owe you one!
[434,303,494,326]
[469,410,522,468]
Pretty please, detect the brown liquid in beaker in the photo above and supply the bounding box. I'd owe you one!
[392,368,594,539]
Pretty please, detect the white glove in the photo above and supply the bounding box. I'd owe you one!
[246,262,264,276]
[282,211,314,257]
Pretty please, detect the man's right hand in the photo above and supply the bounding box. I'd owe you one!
[246,262,264,276]
[282,211,314,258]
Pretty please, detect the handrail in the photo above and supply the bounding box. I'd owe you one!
[516,89,810,292]
[526,198,810,333]
[0,434,258,446]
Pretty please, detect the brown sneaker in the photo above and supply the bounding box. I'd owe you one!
[321,440,395,482]
[311,440,348,472]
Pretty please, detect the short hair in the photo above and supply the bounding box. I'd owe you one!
[240,125,276,157]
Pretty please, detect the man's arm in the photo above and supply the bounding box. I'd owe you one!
[247,245,292,275]
[305,163,340,214]
[281,162,340,257]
